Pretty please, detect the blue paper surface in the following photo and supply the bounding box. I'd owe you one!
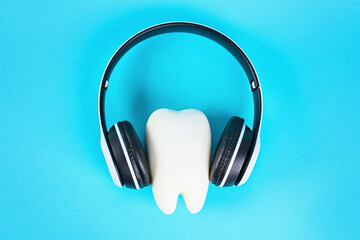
[0,1,359,239]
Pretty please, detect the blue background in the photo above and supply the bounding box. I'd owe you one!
[1,1,359,239]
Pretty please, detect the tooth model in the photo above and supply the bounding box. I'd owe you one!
[146,109,211,215]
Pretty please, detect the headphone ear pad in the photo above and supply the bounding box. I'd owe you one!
[210,116,253,187]
[108,121,151,189]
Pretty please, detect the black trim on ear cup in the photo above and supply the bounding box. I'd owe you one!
[108,124,136,188]
[222,126,253,186]
[210,117,244,186]
[108,121,151,189]
[210,117,254,187]
[118,121,151,188]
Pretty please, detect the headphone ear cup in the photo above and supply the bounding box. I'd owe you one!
[210,116,253,187]
[108,121,151,189]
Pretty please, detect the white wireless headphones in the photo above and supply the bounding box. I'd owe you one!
[98,22,263,189]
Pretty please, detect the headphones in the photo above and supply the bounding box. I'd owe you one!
[98,22,263,189]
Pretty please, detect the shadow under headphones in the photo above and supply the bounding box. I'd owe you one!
[98,22,263,189]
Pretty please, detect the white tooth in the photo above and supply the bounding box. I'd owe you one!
[146,109,211,215]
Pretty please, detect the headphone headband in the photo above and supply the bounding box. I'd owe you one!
[98,22,263,186]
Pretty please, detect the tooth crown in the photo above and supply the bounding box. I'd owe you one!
[146,109,211,215]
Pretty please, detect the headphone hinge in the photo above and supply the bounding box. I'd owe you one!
[250,80,258,92]
[104,80,109,90]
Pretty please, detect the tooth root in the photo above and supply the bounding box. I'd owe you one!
[152,183,179,215]
[146,108,211,215]
[181,183,208,214]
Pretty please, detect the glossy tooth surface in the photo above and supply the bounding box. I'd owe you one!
[146,109,211,214]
